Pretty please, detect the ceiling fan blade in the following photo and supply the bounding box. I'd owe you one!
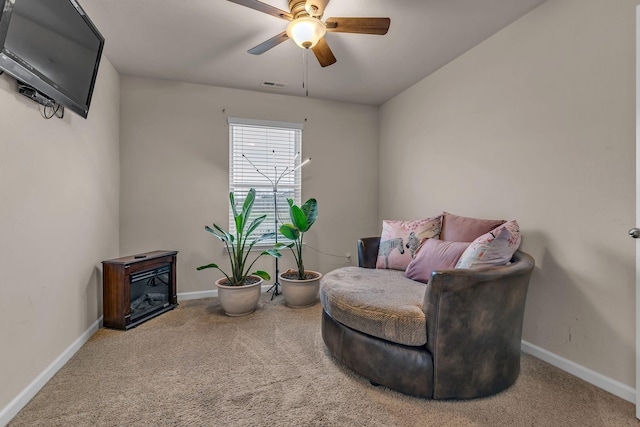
[248,31,289,55]
[226,0,292,21]
[311,37,337,67]
[325,17,390,35]
[247,31,289,55]
[305,0,330,18]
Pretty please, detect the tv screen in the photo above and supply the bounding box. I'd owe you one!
[0,0,104,118]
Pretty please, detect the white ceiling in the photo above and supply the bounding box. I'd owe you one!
[80,0,547,106]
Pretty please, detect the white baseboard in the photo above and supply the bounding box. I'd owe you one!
[177,290,217,301]
[0,316,103,427]
[521,340,635,403]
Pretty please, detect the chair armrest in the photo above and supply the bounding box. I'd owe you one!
[424,250,535,399]
[357,237,380,269]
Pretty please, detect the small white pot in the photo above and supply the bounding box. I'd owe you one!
[279,270,323,308]
[215,276,263,316]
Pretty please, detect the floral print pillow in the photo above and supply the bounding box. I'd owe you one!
[455,220,521,269]
[376,216,442,270]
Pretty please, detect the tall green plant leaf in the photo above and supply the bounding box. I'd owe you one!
[262,249,282,258]
[249,232,275,248]
[253,270,271,281]
[290,205,307,232]
[196,262,219,271]
[279,224,300,241]
[205,225,228,242]
[229,192,238,218]
[234,188,256,237]
[246,214,267,236]
[241,188,256,223]
[234,214,244,237]
[213,223,234,243]
[300,198,318,231]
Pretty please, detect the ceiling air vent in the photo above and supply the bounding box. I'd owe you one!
[261,81,287,89]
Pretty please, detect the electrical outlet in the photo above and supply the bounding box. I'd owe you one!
[345,252,351,263]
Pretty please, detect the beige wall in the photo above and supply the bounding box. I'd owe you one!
[379,0,636,387]
[0,60,120,409]
[119,77,379,294]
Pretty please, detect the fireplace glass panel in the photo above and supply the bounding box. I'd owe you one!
[129,265,171,322]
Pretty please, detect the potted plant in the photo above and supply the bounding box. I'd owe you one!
[197,188,281,316]
[276,197,322,308]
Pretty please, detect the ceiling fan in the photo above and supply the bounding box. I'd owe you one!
[226,0,391,67]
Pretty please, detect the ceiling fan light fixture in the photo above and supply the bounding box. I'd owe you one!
[286,16,326,49]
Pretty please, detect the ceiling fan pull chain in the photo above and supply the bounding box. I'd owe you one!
[303,48,309,97]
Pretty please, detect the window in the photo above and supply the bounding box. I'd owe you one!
[228,117,304,246]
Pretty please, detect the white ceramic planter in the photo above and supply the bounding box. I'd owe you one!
[279,270,323,308]
[215,276,263,316]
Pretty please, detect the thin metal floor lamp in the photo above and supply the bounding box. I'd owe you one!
[243,152,310,299]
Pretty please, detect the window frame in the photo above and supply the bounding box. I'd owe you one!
[228,117,304,248]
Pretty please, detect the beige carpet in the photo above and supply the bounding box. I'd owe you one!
[8,294,638,427]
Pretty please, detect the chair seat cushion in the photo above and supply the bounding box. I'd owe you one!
[320,267,427,346]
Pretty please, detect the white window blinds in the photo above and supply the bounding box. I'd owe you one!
[228,117,304,245]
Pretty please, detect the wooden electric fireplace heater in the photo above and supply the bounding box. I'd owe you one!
[102,250,178,330]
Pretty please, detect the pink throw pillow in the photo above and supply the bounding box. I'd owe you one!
[376,216,442,270]
[440,212,506,242]
[405,239,470,284]
[455,220,521,269]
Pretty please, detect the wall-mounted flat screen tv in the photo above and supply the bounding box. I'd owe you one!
[0,0,104,118]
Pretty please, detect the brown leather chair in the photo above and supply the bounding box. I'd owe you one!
[321,237,535,399]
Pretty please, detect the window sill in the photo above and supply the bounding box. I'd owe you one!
[224,242,293,252]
